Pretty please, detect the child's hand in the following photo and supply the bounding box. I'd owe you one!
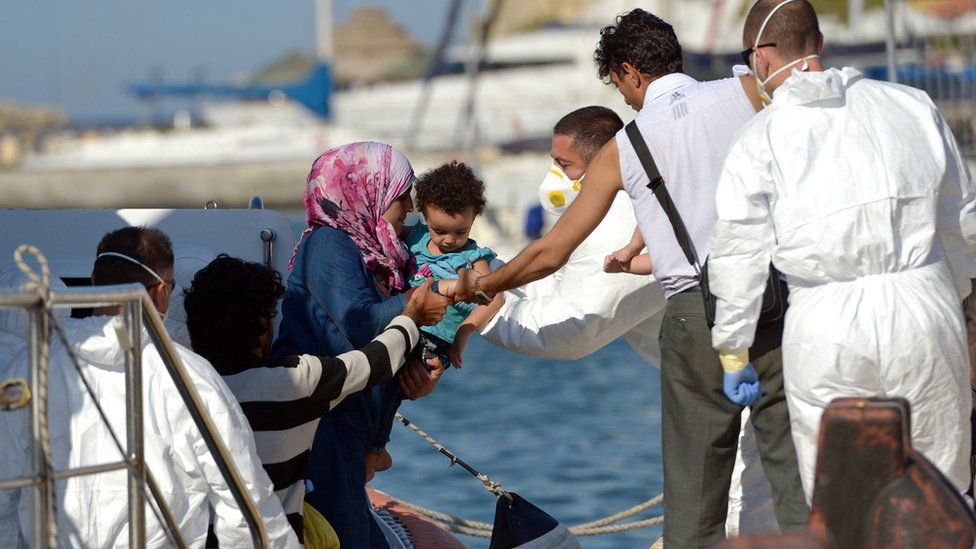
[604,248,636,273]
[434,278,457,298]
[450,325,476,368]
[605,251,654,275]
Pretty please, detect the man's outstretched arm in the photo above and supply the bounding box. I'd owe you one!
[454,138,624,302]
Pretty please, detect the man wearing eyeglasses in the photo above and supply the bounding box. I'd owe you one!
[709,0,976,501]
[448,8,809,547]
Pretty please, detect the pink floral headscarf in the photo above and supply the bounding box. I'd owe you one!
[289,142,415,291]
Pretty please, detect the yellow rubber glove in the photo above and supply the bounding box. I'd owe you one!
[718,348,750,373]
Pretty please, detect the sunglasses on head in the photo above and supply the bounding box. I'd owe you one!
[740,43,777,66]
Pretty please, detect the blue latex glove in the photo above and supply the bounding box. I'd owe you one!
[723,363,762,406]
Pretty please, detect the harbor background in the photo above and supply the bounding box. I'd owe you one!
[2,0,975,546]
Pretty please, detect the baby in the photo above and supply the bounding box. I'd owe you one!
[405,161,503,367]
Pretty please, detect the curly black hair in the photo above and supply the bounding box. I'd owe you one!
[183,254,284,365]
[594,9,683,84]
[414,161,487,217]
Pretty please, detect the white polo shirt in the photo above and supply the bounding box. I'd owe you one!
[616,73,755,298]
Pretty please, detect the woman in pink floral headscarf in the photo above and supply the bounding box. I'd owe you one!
[289,141,416,290]
[274,142,446,546]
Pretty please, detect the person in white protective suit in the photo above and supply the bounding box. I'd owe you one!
[711,0,976,500]
[480,106,667,364]
[479,105,781,536]
[0,266,67,378]
[163,244,216,348]
[0,227,298,548]
[0,267,67,547]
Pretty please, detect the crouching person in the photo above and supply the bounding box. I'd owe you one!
[182,255,446,545]
[0,227,297,548]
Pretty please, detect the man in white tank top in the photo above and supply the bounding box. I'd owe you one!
[449,9,809,547]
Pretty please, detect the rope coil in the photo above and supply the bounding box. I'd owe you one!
[393,413,664,538]
[14,244,58,547]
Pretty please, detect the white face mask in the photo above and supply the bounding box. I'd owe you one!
[96,252,171,320]
[538,165,582,216]
[750,0,819,105]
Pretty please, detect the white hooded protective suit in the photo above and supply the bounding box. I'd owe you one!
[480,192,666,362]
[0,315,298,548]
[710,67,976,498]
[164,244,216,348]
[0,267,66,379]
[481,191,779,533]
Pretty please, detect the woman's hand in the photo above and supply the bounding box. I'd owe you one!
[402,279,450,327]
[400,356,444,399]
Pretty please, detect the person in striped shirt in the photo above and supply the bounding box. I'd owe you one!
[182,255,447,544]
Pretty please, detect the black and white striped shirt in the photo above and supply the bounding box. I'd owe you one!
[212,316,419,543]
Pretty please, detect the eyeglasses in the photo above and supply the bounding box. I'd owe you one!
[740,43,777,66]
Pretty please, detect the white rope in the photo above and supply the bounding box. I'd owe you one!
[393,412,664,538]
[13,245,58,548]
[394,495,664,537]
[395,413,511,500]
[422,514,664,538]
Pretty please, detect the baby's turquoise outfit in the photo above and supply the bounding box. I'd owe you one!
[406,223,496,346]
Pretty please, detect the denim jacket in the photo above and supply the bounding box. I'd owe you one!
[272,226,407,547]
[275,225,407,356]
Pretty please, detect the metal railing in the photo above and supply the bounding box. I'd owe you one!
[0,283,270,548]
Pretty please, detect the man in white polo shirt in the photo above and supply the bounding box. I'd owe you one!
[450,9,808,546]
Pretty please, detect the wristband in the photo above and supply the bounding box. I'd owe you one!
[474,276,491,304]
[718,348,750,373]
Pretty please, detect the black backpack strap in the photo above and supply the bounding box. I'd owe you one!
[624,120,701,275]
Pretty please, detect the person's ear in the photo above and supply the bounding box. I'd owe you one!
[753,48,772,80]
[621,62,640,85]
[816,32,825,56]
[147,282,167,316]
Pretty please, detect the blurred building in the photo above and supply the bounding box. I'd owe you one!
[488,0,603,36]
[0,102,66,169]
[333,7,427,86]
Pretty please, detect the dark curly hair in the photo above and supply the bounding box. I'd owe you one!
[594,9,683,84]
[183,255,284,365]
[414,161,487,217]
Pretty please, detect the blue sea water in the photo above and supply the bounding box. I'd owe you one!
[370,336,665,548]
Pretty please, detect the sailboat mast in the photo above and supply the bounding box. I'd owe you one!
[315,0,334,63]
[849,0,864,36]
